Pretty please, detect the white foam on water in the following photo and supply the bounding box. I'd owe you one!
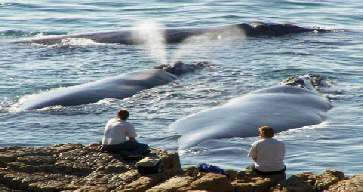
[52,38,101,47]
[10,86,69,112]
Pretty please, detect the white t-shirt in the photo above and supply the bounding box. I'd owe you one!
[102,117,137,145]
[248,138,285,172]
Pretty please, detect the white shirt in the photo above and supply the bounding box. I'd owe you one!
[248,138,285,172]
[102,117,137,145]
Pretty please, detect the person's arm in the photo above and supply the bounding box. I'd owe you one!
[248,143,258,161]
[101,120,112,145]
[128,137,136,142]
[281,142,286,160]
[126,123,137,142]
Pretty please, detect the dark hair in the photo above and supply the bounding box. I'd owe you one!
[258,126,274,138]
[117,109,129,120]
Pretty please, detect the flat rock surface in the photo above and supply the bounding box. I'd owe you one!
[0,144,360,192]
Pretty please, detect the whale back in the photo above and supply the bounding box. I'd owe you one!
[18,69,176,110]
[108,69,177,88]
[171,85,332,149]
[15,22,327,45]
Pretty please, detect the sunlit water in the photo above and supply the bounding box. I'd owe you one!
[1,0,363,175]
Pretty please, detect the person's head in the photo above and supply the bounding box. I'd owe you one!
[117,109,129,120]
[258,126,274,138]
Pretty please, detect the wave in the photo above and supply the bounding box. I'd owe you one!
[0,30,66,38]
[0,2,42,9]
[44,38,105,48]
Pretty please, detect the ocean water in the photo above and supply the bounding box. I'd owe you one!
[1,0,363,175]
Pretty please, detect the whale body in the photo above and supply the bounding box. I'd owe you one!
[171,81,332,149]
[18,69,176,110]
[16,22,328,45]
[17,61,208,110]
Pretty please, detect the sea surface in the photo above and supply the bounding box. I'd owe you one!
[1,0,363,175]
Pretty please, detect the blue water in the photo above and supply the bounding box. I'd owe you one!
[1,0,363,175]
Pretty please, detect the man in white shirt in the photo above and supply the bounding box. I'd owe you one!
[248,126,286,176]
[101,109,149,155]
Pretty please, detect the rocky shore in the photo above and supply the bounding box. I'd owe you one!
[0,144,361,192]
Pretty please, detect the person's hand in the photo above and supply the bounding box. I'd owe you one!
[129,137,137,142]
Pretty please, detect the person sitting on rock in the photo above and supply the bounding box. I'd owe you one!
[101,109,149,156]
[248,126,286,177]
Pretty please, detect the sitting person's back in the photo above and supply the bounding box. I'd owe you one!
[101,109,149,156]
[102,114,136,145]
[248,126,286,176]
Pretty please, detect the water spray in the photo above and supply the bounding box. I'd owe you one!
[171,26,245,64]
[133,22,167,65]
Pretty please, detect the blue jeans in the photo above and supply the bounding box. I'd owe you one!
[101,140,150,156]
[248,164,286,176]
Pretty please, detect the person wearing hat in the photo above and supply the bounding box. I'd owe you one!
[101,109,149,155]
[248,126,286,177]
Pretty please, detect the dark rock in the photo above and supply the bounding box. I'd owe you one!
[0,144,183,192]
[0,183,22,192]
[183,166,199,178]
[146,176,194,192]
[0,153,17,167]
[328,172,363,192]
[121,174,164,192]
[315,170,345,191]
[16,155,56,165]
[232,177,274,192]
[190,173,233,192]
[284,173,315,192]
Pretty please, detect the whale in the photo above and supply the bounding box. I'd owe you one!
[16,22,328,45]
[17,61,207,110]
[170,75,332,149]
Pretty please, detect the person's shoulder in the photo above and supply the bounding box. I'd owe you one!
[108,117,118,122]
[119,120,133,127]
[252,139,263,146]
[272,138,285,145]
[107,117,121,124]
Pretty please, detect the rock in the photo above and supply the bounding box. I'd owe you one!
[272,170,345,192]
[328,173,363,192]
[72,186,111,192]
[183,166,199,178]
[102,162,128,173]
[284,173,315,192]
[232,177,274,192]
[190,173,233,192]
[121,174,164,192]
[0,144,360,192]
[0,183,23,192]
[232,182,255,192]
[146,176,194,192]
[0,171,79,191]
[0,153,17,168]
[0,144,182,192]
[314,170,345,191]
